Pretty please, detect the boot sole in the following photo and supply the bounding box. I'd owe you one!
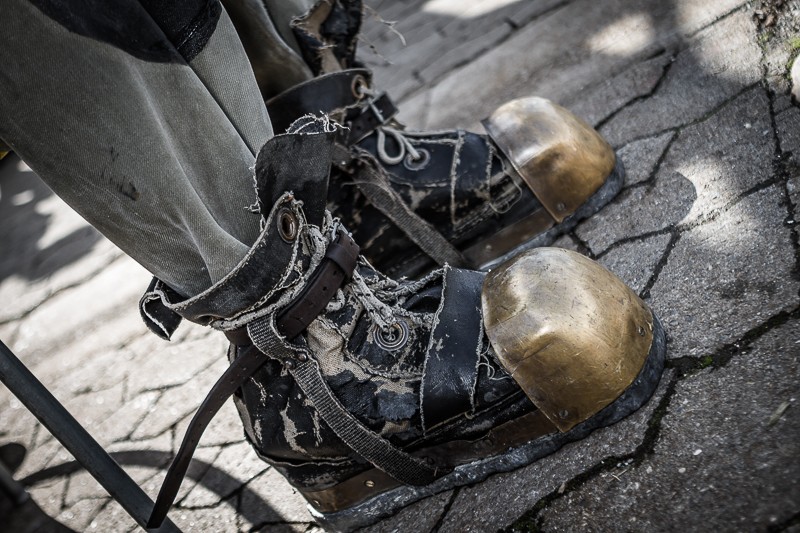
[477,157,625,271]
[310,313,667,532]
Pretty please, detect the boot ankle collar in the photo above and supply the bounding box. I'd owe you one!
[243,227,359,342]
[141,197,360,341]
[140,194,306,334]
[266,69,398,143]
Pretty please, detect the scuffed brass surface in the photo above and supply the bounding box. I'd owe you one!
[482,248,653,432]
[483,97,615,223]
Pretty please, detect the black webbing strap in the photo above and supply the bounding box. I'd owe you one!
[148,231,358,528]
[338,145,468,268]
[148,230,443,528]
[247,320,443,487]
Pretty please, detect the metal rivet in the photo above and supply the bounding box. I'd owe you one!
[559,409,570,419]
[277,207,298,243]
[364,480,375,488]
[374,321,410,351]
[351,74,369,99]
[296,353,308,363]
[556,202,567,212]
[284,359,296,370]
[403,148,431,171]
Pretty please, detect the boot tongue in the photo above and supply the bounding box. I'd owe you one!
[291,0,362,75]
[255,127,336,226]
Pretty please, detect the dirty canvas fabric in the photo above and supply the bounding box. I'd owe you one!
[0,0,314,297]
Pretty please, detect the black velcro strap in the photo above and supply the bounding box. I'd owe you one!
[421,268,486,431]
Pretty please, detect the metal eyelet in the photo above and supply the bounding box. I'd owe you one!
[351,74,369,100]
[403,148,430,171]
[374,321,410,351]
[277,207,298,243]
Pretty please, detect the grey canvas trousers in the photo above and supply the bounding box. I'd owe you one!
[0,0,319,297]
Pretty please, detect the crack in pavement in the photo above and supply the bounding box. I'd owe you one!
[638,230,680,301]
[670,305,800,374]
[498,14,799,531]
[393,0,575,106]
[761,34,800,288]
[500,373,680,533]
[594,52,677,132]
[507,304,799,531]
[609,81,762,148]
[682,2,750,40]
[616,132,678,191]
[430,487,459,533]
[592,171,784,261]
[767,509,800,532]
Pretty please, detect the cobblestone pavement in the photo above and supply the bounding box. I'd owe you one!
[1,0,799,531]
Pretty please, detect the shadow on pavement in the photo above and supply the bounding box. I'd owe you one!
[0,154,102,284]
[18,448,282,528]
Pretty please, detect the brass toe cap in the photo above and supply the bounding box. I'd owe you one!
[482,97,615,223]
[481,248,654,432]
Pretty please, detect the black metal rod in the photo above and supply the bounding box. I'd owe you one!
[0,340,180,532]
[0,462,29,505]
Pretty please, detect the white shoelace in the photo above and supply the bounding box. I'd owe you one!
[357,86,423,166]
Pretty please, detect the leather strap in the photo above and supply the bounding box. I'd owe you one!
[148,231,359,528]
[274,229,360,340]
[223,229,359,345]
[147,345,269,528]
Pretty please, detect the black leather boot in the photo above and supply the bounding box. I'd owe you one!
[268,71,623,278]
[262,0,624,278]
[141,125,664,532]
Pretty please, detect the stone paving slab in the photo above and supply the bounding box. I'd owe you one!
[535,318,800,532]
[576,85,775,253]
[395,0,748,131]
[599,9,763,146]
[650,185,799,358]
[1,1,799,532]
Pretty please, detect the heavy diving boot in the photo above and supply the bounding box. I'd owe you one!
[140,125,665,532]
[263,0,624,278]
